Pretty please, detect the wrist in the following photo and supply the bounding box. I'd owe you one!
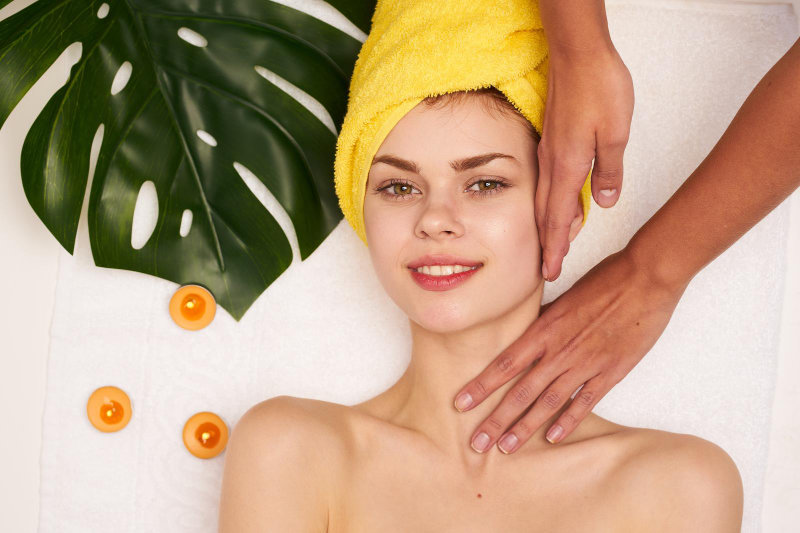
[539,0,615,60]
[547,37,619,66]
[623,231,693,297]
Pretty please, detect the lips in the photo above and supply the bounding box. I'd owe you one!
[409,264,481,291]
[407,254,483,269]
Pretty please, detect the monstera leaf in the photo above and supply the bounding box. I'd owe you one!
[0,0,375,320]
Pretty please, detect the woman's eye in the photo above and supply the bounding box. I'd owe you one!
[376,178,507,200]
[467,179,504,195]
[377,181,420,200]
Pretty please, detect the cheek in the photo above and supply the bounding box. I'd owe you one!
[364,202,411,292]
[364,199,407,254]
[471,195,540,250]
[472,197,541,284]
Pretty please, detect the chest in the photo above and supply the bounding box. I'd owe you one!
[327,447,635,533]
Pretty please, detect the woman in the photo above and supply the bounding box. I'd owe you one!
[218,87,743,531]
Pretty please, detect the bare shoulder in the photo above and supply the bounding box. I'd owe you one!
[241,395,349,438]
[610,426,743,532]
[218,395,348,532]
[231,395,351,471]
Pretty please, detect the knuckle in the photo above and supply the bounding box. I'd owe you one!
[473,379,488,398]
[485,416,504,432]
[511,382,534,406]
[544,213,565,231]
[600,136,628,151]
[561,335,580,355]
[559,411,578,428]
[592,168,622,187]
[601,125,630,144]
[540,389,562,410]
[495,353,517,375]
[544,243,570,263]
[542,320,558,341]
[575,389,596,408]
[552,159,592,181]
[514,418,533,437]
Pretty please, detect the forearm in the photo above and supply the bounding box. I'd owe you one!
[538,0,614,58]
[628,37,800,291]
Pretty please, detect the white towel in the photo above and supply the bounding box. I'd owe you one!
[37,1,797,532]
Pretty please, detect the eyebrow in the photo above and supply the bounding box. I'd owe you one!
[370,152,518,174]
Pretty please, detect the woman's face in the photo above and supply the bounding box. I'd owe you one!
[363,95,543,333]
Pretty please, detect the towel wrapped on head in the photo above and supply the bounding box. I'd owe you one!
[333,0,593,246]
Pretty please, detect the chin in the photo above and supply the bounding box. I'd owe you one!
[408,301,483,334]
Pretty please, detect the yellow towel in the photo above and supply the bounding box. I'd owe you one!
[333,0,592,246]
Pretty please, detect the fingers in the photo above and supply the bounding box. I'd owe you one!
[544,377,608,444]
[468,363,562,454]
[541,165,587,281]
[470,364,555,453]
[453,325,547,413]
[492,372,586,454]
[591,139,626,208]
[567,202,583,243]
[534,145,552,247]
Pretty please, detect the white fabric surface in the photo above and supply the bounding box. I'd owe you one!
[38,1,798,532]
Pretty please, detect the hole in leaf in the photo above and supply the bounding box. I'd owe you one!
[233,162,299,264]
[131,181,159,250]
[179,209,193,237]
[74,124,105,253]
[65,41,83,68]
[271,0,367,41]
[177,27,208,48]
[254,65,337,135]
[110,61,132,95]
[196,129,217,147]
[97,3,109,18]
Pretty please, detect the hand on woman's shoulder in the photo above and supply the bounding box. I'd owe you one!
[613,428,743,533]
[218,395,343,532]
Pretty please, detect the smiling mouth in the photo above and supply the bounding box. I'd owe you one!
[409,264,481,276]
[408,263,483,291]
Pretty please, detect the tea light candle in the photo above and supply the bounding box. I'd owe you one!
[169,284,216,330]
[87,386,132,432]
[183,411,229,459]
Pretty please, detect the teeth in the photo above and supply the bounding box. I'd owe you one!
[415,264,479,276]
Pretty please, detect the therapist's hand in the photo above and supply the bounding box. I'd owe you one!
[455,34,800,455]
[453,247,685,452]
[537,45,634,282]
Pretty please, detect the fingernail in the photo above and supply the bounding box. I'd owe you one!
[599,188,617,197]
[546,425,564,443]
[541,263,550,281]
[471,432,490,453]
[498,433,518,454]
[454,392,473,412]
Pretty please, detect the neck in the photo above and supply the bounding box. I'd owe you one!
[367,280,567,471]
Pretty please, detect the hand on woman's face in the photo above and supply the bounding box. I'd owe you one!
[363,96,544,333]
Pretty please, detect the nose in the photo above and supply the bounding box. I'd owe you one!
[414,195,465,240]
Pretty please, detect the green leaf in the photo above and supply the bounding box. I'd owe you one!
[0,0,374,320]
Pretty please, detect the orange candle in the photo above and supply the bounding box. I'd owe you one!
[169,284,216,330]
[183,411,229,459]
[87,386,132,432]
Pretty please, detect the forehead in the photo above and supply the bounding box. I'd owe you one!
[372,96,535,166]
